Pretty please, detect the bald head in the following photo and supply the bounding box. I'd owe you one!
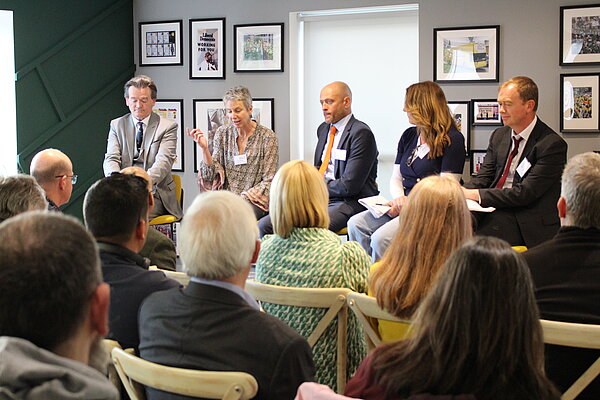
[30,149,72,185]
[320,81,353,124]
[121,166,153,191]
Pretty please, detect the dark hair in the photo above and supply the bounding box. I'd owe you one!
[0,175,47,222]
[0,212,101,351]
[372,237,560,400]
[124,75,157,99]
[500,76,539,111]
[83,173,149,242]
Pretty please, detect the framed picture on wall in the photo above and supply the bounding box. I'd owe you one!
[434,25,499,83]
[139,20,183,66]
[470,150,487,176]
[189,18,226,79]
[560,73,600,133]
[560,4,600,65]
[234,23,284,72]
[472,99,502,126]
[447,101,470,156]
[153,99,184,171]
[192,98,275,172]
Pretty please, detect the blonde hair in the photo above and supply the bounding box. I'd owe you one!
[370,175,472,317]
[404,81,456,158]
[270,160,330,238]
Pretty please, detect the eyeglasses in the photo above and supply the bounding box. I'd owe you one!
[55,174,78,184]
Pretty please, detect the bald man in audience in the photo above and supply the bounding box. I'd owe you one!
[30,148,76,211]
[0,175,47,223]
[121,166,177,271]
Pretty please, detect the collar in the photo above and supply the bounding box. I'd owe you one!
[46,198,60,212]
[97,241,150,269]
[190,277,260,310]
[332,113,352,135]
[512,115,537,141]
[130,113,151,127]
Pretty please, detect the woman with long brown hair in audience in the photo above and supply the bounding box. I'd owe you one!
[345,236,561,400]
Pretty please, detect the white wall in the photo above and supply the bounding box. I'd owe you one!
[0,10,17,176]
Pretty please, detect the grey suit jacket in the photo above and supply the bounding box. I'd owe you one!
[103,112,182,218]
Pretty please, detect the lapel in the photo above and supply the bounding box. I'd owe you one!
[333,115,356,177]
[314,123,329,167]
[517,119,542,165]
[142,113,160,169]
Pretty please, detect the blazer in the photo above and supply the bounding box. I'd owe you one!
[103,112,183,218]
[314,115,379,202]
[138,282,315,400]
[464,118,567,247]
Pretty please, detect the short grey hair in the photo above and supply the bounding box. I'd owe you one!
[223,86,252,110]
[124,75,157,99]
[0,175,47,222]
[180,191,258,279]
[561,152,600,229]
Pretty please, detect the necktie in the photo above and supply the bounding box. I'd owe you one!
[318,125,337,176]
[136,121,144,151]
[495,136,523,189]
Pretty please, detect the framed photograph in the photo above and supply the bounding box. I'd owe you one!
[560,73,600,133]
[560,4,600,65]
[434,25,499,83]
[470,150,487,176]
[189,18,225,79]
[472,99,502,126]
[447,101,471,156]
[139,20,183,66]
[153,100,184,171]
[192,98,275,171]
[234,23,284,72]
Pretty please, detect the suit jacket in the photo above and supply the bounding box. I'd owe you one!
[103,112,183,218]
[464,118,567,247]
[138,282,315,400]
[140,227,177,271]
[523,226,600,399]
[314,115,378,202]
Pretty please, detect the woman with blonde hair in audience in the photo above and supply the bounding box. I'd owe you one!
[345,236,561,400]
[255,159,370,392]
[369,175,472,341]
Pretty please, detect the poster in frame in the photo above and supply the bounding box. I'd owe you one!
[560,73,600,133]
[472,99,503,126]
[447,101,471,156]
[192,98,275,172]
[139,20,183,66]
[560,4,600,65]
[470,150,487,176]
[189,18,226,79]
[234,23,284,72]
[434,25,499,83]
[153,99,184,172]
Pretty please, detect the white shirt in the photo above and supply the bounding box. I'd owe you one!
[503,115,537,188]
[320,113,352,180]
[131,114,151,161]
[190,276,260,310]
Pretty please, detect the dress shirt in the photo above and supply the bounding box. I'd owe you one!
[321,113,352,180]
[190,276,260,310]
[131,114,151,161]
[503,115,536,188]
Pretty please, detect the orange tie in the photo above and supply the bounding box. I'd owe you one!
[318,125,337,176]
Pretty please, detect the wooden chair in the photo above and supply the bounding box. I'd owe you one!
[245,280,350,393]
[148,265,190,286]
[540,319,600,400]
[346,291,410,349]
[103,339,123,392]
[111,347,258,400]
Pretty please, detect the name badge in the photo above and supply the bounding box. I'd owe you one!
[516,157,531,177]
[333,149,347,161]
[417,143,430,159]
[234,154,248,165]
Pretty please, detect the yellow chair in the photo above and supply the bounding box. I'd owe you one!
[149,174,183,226]
[111,347,258,400]
[540,319,600,400]
[511,245,528,253]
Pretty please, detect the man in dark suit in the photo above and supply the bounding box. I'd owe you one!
[103,75,182,219]
[523,152,600,399]
[259,81,378,236]
[139,191,315,400]
[463,76,567,247]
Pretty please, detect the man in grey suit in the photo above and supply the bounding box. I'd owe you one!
[103,75,182,219]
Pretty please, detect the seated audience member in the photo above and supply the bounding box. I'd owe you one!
[523,152,600,399]
[0,175,47,223]
[30,148,76,211]
[0,212,118,399]
[121,166,177,271]
[345,237,561,400]
[369,176,472,342]
[348,81,465,261]
[255,160,370,391]
[138,191,315,400]
[83,173,180,350]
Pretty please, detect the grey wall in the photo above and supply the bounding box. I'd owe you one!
[134,0,600,211]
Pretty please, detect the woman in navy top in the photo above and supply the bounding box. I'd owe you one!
[348,81,466,261]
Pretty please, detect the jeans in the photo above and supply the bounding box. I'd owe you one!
[347,210,399,262]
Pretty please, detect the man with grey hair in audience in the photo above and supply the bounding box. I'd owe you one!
[523,151,600,399]
[139,191,315,400]
[30,148,76,211]
[0,175,47,223]
[0,212,118,399]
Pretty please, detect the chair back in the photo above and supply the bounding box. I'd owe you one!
[149,266,190,286]
[245,280,350,392]
[540,319,600,400]
[111,347,258,400]
[103,339,123,392]
[172,174,182,205]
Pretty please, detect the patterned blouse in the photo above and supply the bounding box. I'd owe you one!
[198,123,278,210]
[255,227,370,392]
